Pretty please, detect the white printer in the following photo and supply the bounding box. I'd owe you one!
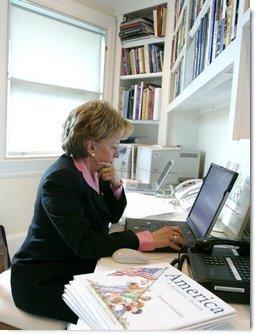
[114,143,137,179]
[135,145,200,186]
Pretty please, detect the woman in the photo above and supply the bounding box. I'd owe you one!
[11,100,183,324]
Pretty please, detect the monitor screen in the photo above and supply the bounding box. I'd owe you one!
[187,163,238,238]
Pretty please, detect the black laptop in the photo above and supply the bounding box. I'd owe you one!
[125,163,238,249]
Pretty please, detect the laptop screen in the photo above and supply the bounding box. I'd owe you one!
[187,163,238,238]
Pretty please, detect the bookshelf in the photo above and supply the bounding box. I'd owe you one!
[157,0,250,147]
[113,1,169,145]
[113,0,250,148]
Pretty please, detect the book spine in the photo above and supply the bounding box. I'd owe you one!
[207,0,216,65]
[211,0,220,61]
[127,87,134,119]
[132,84,138,119]
[153,87,161,120]
[144,44,150,74]
[230,0,239,41]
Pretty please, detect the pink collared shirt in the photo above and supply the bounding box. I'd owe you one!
[73,158,155,251]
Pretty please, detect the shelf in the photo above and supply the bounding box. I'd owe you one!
[120,72,162,80]
[190,0,211,39]
[168,39,237,114]
[129,119,159,125]
[121,36,165,48]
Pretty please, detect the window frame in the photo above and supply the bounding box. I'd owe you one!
[0,0,116,178]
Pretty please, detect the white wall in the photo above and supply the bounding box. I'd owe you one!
[0,176,40,235]
[197,108,250,174]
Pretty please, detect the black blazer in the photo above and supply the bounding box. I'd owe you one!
[11,155,139,319]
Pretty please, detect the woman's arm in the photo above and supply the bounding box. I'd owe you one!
[42,169,139,259]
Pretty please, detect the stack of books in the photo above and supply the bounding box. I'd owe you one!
[63,264,235,330]
[153,5,167,37]
[119,18,154,41]
[171,8,186,67]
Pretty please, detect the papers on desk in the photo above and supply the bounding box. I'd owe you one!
[124,192,184,218]
[63,264,235,330]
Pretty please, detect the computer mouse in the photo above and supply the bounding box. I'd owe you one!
[112,248,149,264]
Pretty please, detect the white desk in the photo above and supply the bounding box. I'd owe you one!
[70,192,250,330]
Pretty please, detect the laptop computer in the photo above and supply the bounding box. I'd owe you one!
[125,163,238,249]
[125,160,174,195]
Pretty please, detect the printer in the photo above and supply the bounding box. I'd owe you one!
[135,145,200,185]
[114,143,137,179]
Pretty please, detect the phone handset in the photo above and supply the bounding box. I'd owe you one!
[190,237,250,256]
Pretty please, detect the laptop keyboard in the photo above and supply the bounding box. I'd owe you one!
[150,220,195,243]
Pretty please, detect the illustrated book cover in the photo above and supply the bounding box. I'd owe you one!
[63,264,235,330]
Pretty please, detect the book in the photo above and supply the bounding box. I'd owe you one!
[63,264,236,330]
[152,86,161,120]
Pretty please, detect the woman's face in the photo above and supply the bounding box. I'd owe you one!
[93,136,120,164]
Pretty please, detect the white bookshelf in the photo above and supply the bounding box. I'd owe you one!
[112,1,169,145]
[157,0,250,147]
[113,0,250,147]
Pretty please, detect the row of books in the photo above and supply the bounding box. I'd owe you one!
[121,44,164,76]
[153,5,167,37]
[190,0,207,28]
[119,17,154,41]
[119,83,161,121]
[63,264,235,330]
[173,57,185,98]
[192,12,209,79]
[192,0,240,80]
[174,0,186,29]
[171,9,186,67]
[212,0,240,58]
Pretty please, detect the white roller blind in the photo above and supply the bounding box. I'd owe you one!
[7,0,106,156]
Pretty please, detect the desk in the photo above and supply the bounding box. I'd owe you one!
[70,192,250,330]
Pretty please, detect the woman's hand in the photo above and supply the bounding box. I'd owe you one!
[97,161,121,188]
[151,226,184,251]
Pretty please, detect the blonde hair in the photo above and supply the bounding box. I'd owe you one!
[61,100,133,158]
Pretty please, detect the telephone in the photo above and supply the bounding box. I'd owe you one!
[174,179,203,210]
[188,237,250,304]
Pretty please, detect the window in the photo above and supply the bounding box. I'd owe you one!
[7,0,106,157]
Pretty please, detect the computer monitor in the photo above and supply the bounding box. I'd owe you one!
[187,163,239,238]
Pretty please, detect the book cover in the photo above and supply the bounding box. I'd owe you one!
[63,265,236,330]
